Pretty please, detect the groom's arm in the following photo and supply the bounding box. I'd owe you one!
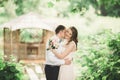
[46,36,71,65]
[48,52,71,65]
[48,52,65,65]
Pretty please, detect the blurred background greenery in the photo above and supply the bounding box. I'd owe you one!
[0,0,120,80]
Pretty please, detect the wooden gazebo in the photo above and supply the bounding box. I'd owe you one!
[0,12,57,61]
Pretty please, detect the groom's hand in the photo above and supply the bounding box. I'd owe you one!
[64,59,71,65]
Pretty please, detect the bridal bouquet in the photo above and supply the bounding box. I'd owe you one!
[47,37,59,50]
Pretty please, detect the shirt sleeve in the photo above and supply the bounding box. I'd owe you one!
[45,36,65,65]
[47,51,65,65]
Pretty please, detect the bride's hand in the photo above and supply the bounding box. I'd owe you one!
[64,58,71,65]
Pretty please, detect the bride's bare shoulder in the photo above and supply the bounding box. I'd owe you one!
[69,41,76,46]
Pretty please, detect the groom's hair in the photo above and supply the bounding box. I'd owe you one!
[55,25,65,34]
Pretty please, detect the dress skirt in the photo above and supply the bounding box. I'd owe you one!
[58,63,75,80]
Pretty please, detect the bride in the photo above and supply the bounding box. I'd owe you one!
[51,26,78,80]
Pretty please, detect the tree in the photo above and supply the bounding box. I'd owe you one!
[69,0,120,17]
[14,0,24,15]
[0,0,8,7]
[0,0,16,17]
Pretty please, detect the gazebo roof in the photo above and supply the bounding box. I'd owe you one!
[0,12,56,31]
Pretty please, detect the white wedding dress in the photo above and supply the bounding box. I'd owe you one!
[58,47,75,80]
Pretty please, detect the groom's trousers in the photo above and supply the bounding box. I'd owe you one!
[45,64,60,80]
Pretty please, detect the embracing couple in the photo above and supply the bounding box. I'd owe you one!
[44,25,78,80]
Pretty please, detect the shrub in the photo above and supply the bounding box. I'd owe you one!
[0,54,24,80]
[76,29,120,80]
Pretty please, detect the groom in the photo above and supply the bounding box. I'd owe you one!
[45,25,71,80]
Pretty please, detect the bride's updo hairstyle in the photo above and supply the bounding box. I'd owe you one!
[68,26,78,48]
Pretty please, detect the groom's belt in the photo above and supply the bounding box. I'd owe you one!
[45,64,60,67]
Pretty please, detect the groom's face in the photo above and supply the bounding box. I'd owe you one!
[60,29,66,38]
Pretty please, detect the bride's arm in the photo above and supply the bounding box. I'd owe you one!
[51,42,75,59]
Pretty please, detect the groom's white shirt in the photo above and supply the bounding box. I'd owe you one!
[45,35,65,65]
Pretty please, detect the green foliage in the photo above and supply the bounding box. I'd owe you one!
[96,0,120,17]
[0,0,8,7]
[14,0,24,15]
[69,0,89,14]
[14,0,40,15]
[0,55,24,80]
[0,53,5,70]
[0,29,3,37]
[108,33,120,54]
[47,1,54,8]
[0,0,119,18]
[69,0,120,17]
[99,32,120,80]
[20,29,43,43]
[76,29,120,80]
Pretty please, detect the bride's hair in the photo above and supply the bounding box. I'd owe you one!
[68,26,78,48]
